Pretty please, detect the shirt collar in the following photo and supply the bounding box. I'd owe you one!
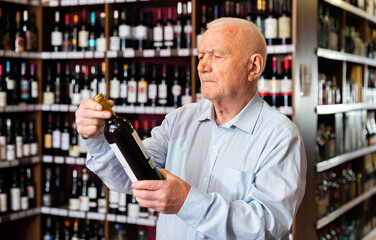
[197,93,264,134]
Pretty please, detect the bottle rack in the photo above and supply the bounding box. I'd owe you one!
[0,0,297,239]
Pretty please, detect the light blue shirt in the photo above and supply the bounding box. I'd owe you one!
[84,93,307,240]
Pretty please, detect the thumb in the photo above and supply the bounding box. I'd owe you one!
[158,168,171,180]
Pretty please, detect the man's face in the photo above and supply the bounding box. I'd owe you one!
[197,25,250,102]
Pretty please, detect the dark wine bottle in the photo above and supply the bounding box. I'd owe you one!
[93,93,162,182]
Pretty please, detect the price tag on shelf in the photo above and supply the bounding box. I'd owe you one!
[41,206,51,214]
[135,106,145,114]
[178,49,190,56]
[87,212,105,220]
[43,155,53,163]
[155,107,165,114]
[107,214,116,222]
[160,49,171,57]
[127,217,137,224]
[41,104,51,111]
[69,105,78,112]
[31,156,40,164]
[85,51,94,59]
[51,104,59,112]
[51,52,61,59]
[59,209,68,217]
[143,50,155,58]
[165,107,176,113]
[144,107,155,114]
[66,157,75,165]
[60,104,69,112]
[116,215,127,223]
[54,156,64,164]
[41,52,51,59]
[10,213,19,221]
[124,106,135,113]
[137,218,155,226]
[0,161,10,168]
[50,208,59,216]
[9,160,19,167]
[75,158,85,165]
[94,51,105,58]
[49,0,59,6]
[69,210,85,219]
[79,0,88,5]
[123,49,135,58]
[107,51,117,58]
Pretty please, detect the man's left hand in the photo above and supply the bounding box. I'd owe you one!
[131,169,191,214]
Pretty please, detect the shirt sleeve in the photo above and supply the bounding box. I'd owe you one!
[176,127,307,239]
[83,133,133,194]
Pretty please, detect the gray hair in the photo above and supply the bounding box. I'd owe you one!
[206,17,267,69]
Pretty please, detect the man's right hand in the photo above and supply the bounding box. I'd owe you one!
[75,99,114,139]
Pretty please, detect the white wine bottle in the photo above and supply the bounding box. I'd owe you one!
[93,93,162,182]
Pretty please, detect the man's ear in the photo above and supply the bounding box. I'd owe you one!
[247,53,264,82]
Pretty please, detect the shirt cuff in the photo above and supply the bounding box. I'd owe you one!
[176,186,212,229]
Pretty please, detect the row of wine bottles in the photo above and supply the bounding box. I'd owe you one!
[41,60,192,108]
[0,60,39,106]
[0,9,38,52]
[257,56,292,108]
[0,117,38,161]
[0,167,36,214]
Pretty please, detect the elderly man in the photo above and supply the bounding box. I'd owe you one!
[75,17,307,239]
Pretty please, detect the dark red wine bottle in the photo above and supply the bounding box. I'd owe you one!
[93,93,162,182]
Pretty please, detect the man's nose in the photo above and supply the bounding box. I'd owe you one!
[197,56,212,73]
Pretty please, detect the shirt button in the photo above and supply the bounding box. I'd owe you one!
[203,177,208,182]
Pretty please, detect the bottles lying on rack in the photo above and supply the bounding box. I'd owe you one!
[365,68,376,104]
[0,60,39,106]
[42,216,106,240]
[0,8,38,52]
[0,167,36,214]
[43,62,105,106]
[0,117,38,161]
[109,60,191,108]
[257,55,292,111]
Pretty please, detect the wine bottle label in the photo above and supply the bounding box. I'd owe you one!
[172,84,182,97]
[31,81,38,98]
[20,79,30,100]
[16,136,23,158]
[23,143,30,157]
[97,198,106,213]
[27,186,35,199]
[69,145,80,157]
[51,31,63,46]
[0,91,6,107]
[109,143,138,182]
[134,25,147,40]
[15,37,25,52]
[52,130,61,149]
[127,80,137,104]
[280,79,292,94]
[184,25,192,34]
[110,36,120,51]
[181,95,192,105]
[265,17,278,39]
[96,38,106,52]
[164,26,174,42]
[69,198,80,210]
[7,144,16,161]
[98,82,107,97]
[127,203,140,218]
[119,24,131,39]
[254,18,265,36]
[118,193,126,206]
[43,92,55,105]
[110,80,120,99]
[174,25,182,34]
[158,84,168,104]
[257,78,270,94]
[120,83,127,99]
[153,27,163,47]
[278,16,291,39]
[0,136,6,160]
[109,190,119,204]
[79,196,89,211]
[78,30,89,48]
[7,79,15,90]
[148,84,157,100]
[137,81,147,104]
[10,188,21,211]
[30,143,38,155]
[269,79,280,95]
[21,196,28,210]
[44,133,52,149]
[0,193,7,212]
[81,89,92,101]
[71,93,82,105]
[61,133,70,151]
[88,187,97,199]
[43,193,52,206]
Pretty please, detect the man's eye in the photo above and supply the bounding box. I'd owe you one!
[214,55,221,59]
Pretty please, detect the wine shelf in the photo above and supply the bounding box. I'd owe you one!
[42,155,86,165]
[40,206,157,226]
[0,156,41,169]
[323,0,376,24]
[0,208,41,224]
[317,186,376,230]
[316,103,376,115]
[316,145,376,172]
[362,227,376,240]
[317,48,376,67]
